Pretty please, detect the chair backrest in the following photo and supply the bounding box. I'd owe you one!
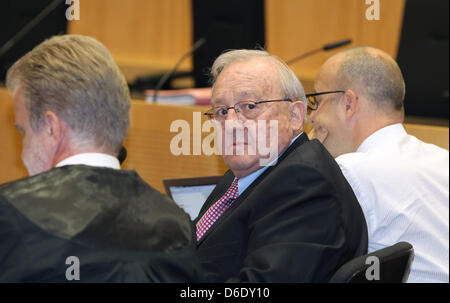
[329,242,414,283]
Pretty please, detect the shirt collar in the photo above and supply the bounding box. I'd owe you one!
[55,153,121,170]
[237,132,303,195]
[357,123,406,153]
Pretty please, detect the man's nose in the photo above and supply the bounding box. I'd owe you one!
[225,108,240,121]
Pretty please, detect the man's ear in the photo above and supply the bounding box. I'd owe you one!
[43,110,63,147]
[289,100,306,132]
[342,89,358,118]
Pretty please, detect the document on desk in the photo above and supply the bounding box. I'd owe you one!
[145,88,212,105]
[145,93,196,105]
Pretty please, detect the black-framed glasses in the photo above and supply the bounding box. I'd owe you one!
[204,98,292,122]
[305,91,345,112]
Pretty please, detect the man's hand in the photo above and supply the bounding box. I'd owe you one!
[308,125,329,143]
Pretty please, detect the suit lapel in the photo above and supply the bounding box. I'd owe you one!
[276,132,309,164]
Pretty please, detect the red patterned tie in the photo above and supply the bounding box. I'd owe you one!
[196,178,239,241]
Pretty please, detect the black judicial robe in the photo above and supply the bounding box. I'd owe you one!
[0,165,202,282]
[194,134,368,282]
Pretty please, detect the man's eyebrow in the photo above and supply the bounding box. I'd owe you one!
[212,90,261,105]
[211,97,225,106]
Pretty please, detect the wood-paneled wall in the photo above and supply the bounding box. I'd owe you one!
[0,0,424,190]
[122,102,228,192]
[265,0,406,89]
[68,0,193,82]
[67,0,406,87]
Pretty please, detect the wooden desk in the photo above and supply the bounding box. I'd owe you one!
[0,88,28,184]
[0,87,227,192]
[1,87,448,192]
[403,124,449,150]
[122,101,228,192]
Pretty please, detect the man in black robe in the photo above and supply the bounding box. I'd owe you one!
[0,34,201,282]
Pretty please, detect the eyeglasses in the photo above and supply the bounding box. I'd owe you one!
[305,91,345,112]
[204,99,292,122]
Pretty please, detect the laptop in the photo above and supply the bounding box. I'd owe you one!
[163,176,222,220]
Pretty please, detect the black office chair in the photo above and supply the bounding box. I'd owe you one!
[329,242,414,283]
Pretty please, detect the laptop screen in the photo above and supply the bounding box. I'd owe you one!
[163,176,222,220]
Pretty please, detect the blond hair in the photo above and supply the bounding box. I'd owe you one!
[6,34,130,154]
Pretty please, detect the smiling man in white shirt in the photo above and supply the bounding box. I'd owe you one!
[0,35,201,282]
[308,46,449,282]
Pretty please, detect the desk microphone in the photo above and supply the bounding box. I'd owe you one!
[152,37,207,102]
[286,39,352,65]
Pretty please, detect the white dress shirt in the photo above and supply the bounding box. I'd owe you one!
[55,153,120,170]
[336,123,449,283]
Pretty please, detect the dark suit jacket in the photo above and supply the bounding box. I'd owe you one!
[194,133,368,282]
[0,165,202,282]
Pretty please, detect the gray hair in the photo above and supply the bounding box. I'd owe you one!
[210,49,307,108]
[6,34,130,154]
[334,46,405,111]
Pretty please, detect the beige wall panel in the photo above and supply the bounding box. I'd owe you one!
[68,0,193,82]
[265,0,405,89]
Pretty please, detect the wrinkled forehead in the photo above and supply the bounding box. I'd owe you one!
[212,58,281,105]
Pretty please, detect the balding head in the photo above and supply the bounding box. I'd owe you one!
[310,47,406,157]
[318,46,405,113]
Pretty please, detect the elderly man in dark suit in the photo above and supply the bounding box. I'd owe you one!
[0,34,201,282]
[194,49,368,282]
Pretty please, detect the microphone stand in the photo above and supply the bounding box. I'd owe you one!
[152,37,206,102]
[286,39,352,65]
[286,48,323,65]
